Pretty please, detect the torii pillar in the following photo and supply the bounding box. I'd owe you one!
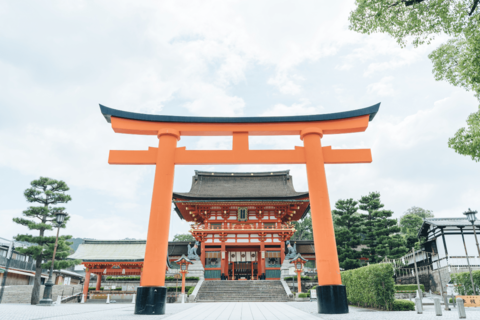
[100,103,380,315]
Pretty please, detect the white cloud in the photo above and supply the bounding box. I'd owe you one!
[367,76,395,96]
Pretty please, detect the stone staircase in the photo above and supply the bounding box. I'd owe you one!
[196,280,289,302]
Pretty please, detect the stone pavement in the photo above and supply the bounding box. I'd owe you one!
[1,302,480,320]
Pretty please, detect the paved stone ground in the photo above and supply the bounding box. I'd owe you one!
[1,302,479,320]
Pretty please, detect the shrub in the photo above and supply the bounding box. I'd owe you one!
[297,293,308,298]
[394,284,425,292]
[187,286,195,296]
[166,286,194,292]
[106,276,140,281]
[451,270,480,295]
[392,299,415,311]
[341,263,395,310]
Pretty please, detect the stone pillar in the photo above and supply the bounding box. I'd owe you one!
[301,128,348,314]
[96,274,101,291]
[136,129,179,315]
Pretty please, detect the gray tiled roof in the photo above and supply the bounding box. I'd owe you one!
[173,170,308,200]
[418,218,480,237]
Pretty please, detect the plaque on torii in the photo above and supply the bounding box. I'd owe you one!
[100,103,380,315]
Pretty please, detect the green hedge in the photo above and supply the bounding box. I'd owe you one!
[451,270,480,295]
[284,276,312,281]
[392,299,415,311]
[187,286,195,296]
[166,286,195,292]
[341,263,395,310]
[395,284,425,292]
[298,293,309,298]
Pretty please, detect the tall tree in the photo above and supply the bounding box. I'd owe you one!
[291,212,313,241]
[12,177,75,305]
[332,199,363,270]
[172,234,195,242]
[349,1,480,160]
[358,192,404,263]
[399,213,424,237]
[404,206,434,219]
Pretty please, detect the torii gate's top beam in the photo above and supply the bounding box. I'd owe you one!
[100,103,380,136]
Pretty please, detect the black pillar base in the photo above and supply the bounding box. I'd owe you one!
[317,285,349,314]
[134,286,167,315]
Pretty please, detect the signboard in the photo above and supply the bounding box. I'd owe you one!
[310,289,317,299]
[456,296,480,307]
[174,273,181,280]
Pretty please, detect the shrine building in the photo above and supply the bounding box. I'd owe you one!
[173,170,310,280]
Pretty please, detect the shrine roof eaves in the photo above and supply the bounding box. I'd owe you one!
[99,103,380,124]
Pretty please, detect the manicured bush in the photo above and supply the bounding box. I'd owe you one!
[392,299,415,311]
[166,286,195,292]
[395,284,425,292]
[298,293,308,298]
[105,276,199,282]
[187,286,195,296]
[341,263,395,310]
[283,276,312,281]
[451,270,480,295]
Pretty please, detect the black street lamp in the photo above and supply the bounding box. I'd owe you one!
[464,209,480,257]
[38,211,68,306]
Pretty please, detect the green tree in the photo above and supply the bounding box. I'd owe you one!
[399,213,424,237]
[349,0,480,160]
[403,206,434,219]
[12,177,77,305]
[332,199,363,270]
[358,192,405,262]
[172,234,195,242]
[291,212,313,240]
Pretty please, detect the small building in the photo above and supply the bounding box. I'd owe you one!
[0,237,48,285]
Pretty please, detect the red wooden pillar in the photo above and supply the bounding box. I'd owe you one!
[82,270,91,301]
[281,241,285,264]
[95,274,102,291]
[260,242,265,277]
[221,242,226,278]
[201,241,206,267]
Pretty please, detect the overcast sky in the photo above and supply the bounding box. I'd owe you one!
[1,1,479,242]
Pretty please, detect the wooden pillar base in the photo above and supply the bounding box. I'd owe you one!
[134,287,167,315]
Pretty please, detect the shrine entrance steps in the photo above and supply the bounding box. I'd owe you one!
[196,280,289,302]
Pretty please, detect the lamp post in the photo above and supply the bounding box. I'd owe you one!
[464,209,480,257]
[39,211,68,306]
[290,254,307,295]
[174,255,192,303]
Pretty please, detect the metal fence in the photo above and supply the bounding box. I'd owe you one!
[0,255,47,273]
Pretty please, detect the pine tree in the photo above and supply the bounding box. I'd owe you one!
[291,212,313,241]
[13,177,78,305]
[358,192,405,263]
[332,199,363,270]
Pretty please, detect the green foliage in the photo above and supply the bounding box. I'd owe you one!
[341,263,396,310]
[451,270,480,295]
[172,234,195,242]
[392,299,415,311]
[395,284,425,292]
[283,276,312,281]
[167,286,194,292]
[187,286,195,296]
[13,177,76,304]
[448,108,480,161]
[359,192,406,262]
[403,206,434,219]
[333,199,363,270]
[298,293,309,298]
[349,1,480,161]
[291,212,313,240]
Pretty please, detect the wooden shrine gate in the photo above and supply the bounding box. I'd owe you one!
[100,103,380,315]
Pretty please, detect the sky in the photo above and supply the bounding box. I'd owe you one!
[1,1,479,242]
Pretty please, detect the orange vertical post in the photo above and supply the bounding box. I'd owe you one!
[82,270,91,301]
[96,274,101,291]
[181,273,186,294]
[141,129,179,287]
[301,128,342,286]
[297,270,302,294]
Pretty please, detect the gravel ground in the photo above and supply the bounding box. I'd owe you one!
[287,301,480,319]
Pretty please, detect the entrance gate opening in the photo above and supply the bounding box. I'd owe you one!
[100,103,380,315]
[228,251,258,280]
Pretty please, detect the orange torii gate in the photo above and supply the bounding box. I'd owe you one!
[100,103,380,315]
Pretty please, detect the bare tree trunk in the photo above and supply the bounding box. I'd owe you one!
[31,258,42,304]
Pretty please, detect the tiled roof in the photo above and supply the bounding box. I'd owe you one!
[418,218,480,237]
[173,170,308,200]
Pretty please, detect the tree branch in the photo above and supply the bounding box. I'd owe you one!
[470,0,479,16]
